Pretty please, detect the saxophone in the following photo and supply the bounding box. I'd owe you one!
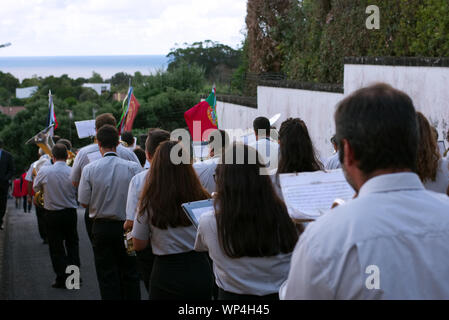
[26,126,55,208]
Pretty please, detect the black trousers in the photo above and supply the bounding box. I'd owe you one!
[35,205,48,241]
[149,251,214,300]
[0,188,7,227]
[136,245,155,293]
[218,288,279,300]
[45,208,80,283]
[92,219,141,300]
[23,196,31,213]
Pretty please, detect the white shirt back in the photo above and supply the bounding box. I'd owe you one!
[423,158,449,194]
[280,172,449,300]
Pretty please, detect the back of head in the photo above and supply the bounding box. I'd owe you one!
[121,131,134,146]
[215,142,298,258]
[52,143,68,161]
[139,140,209,229]
[133,147,146,167]
[416,112,440,182]
[96,124,119,149]
[278,118,323,174]
[145,128,170,157]
[253,116,271,138]
[335,83,418,175]
[52,135,61,144]
[57,138,72,151]
[95,113,116,130]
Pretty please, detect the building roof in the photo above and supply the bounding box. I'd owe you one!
[0,106,26,117]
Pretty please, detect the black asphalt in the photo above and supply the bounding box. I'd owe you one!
[0,199,147,300]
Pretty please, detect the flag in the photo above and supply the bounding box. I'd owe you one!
[184,87,218,141]
[47,90,58,136]
[118,86,140,135]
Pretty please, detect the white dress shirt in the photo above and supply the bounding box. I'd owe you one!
[33,161,78,211]
[195,211,292,296]
[25,155,51,182]
[78,152,143,220]
[325,152,342,170]
[126,169,149,221]
[71,143,140,184]
[193,157,220,194]
[132,208,198,255]
[280,172,449,300]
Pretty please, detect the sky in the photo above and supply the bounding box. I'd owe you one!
[0,0,247,57]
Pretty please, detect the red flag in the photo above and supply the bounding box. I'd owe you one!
[184,100,218,141]
[123,93,140,132]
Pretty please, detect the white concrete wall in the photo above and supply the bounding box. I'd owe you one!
[344,64,449,141]
[217,88,343,159]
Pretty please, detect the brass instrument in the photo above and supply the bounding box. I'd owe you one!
[66,150,75,167]
[26,125,55,207]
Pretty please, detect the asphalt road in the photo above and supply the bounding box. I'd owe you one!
[0,199,147,300]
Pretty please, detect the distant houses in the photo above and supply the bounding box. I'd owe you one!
[0,106,25,117]
[82,83,111,95]
[16,86,38,99]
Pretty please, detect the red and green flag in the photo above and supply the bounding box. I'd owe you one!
[184,87,218,141]
[118,86,140,135]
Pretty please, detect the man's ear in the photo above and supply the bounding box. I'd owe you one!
[146,151,152,162]
[342,139,356,168]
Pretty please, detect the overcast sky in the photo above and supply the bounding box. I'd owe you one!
[0,0,247,57]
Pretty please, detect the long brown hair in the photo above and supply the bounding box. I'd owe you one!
[138,140,210,229]
[416,112,440,182]
[215,143,299,258]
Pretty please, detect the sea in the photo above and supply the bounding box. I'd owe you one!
[0,55,169,81]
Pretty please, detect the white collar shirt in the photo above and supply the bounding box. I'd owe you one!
[280,172,449,300]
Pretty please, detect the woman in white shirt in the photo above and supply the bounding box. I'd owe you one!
[416,112,449,196]
[132,140,214,299]
[195,143,299,300]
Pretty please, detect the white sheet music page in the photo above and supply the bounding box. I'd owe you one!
[75,120,96,139]
[279,169,355,220]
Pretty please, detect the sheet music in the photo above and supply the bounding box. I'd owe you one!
[279,169,355,220]
[75,120,96,139]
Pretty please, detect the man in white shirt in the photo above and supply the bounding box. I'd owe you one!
[124,128,170,292]
[249,117,279,172]
[280,83,449,300]
[325,135,341,170]
[71,113,140,242]
[33,144,80,289]
[193,129,229,194]
[78,124,142,300]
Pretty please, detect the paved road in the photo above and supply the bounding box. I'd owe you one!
[0,199,147,300]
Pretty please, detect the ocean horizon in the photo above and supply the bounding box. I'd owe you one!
[0,55,169,81]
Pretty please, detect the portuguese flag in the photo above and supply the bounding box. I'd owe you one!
[184,87,218,141]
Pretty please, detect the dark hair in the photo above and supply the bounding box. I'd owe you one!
[133,147,146,167]
[215,142,299,258]
[121,131,134,146]
[52,135,61,144]
[145,128,170,156]
[277,118,324,174]
[335,83,418,175]
[253,116,271,138]
[208,129,229,157]
[57,138,72,151]
[416,112,440,182]
[330,135,337,146]
[52,143,68,161]
[96,124,119,149]
[95,113,116,130]
[138,140,210,229]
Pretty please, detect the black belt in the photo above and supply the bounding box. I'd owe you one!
[94,218,124,223]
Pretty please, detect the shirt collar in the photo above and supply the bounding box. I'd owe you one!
[53,161,66,166]
[103,151,118,157]
[358,172,424,197]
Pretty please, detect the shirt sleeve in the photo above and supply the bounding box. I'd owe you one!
[71,150,86,184]
[77,166,92,205]
[126,176,139,221]
[131,210,151,241]
[32,167,47,192]
[25,164,34,182]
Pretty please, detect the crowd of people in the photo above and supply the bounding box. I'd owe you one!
[1,82,449,300]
